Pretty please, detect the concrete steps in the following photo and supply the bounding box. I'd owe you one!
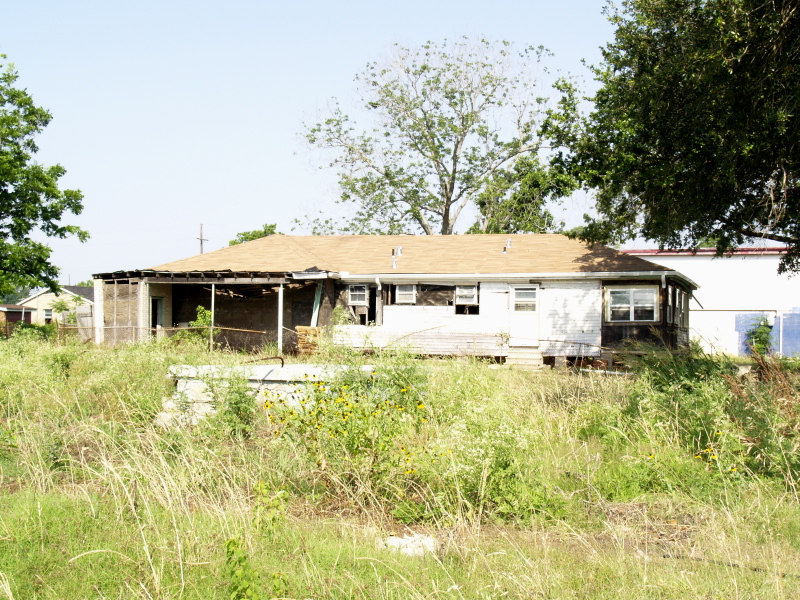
[506,346,544,369]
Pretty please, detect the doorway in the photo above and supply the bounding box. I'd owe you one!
[151,297,164,330]
[509,285,539,347]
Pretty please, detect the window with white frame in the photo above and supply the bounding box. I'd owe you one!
[395,284,417,304]
[455,285,478,305]
[606,286,659,322]
[513,286,537,312]
[348,284,367,306]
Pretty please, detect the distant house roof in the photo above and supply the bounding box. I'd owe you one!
[19,286,94,306]
[0,304,36,312]
[146,234,674,276]
[62,286,95,302]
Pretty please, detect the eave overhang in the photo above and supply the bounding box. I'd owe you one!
[94,270,290,284]
[333,270,699,290]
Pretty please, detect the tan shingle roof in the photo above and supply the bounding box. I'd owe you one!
[151,234,670,275]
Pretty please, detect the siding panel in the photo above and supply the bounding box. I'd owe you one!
[334,280,604,357]
[539,280,602,356]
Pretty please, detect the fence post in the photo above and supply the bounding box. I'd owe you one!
[278,283,284,354]
[210,283,216,352]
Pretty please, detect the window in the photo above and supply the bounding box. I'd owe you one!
[674,289,688,328]
[348,285,367,306]
[44,309,53,324]
[455,285,478,305]
[681,291,689,327]
[606,286,658,322]
[514,286,537,312]
[667,287,674,324]
[395,284,417,304]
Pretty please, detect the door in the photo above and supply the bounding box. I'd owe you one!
[151,298,164,329]
[509,285,539,347]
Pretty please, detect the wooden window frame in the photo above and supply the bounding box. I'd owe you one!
[348,284,368,306]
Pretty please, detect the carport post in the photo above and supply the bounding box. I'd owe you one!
[277,283,284,354]
[210,283,215,352]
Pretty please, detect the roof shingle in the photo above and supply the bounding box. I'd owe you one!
[151,234,670,275]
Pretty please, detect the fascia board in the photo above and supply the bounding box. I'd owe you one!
[289,272,331,280]
[335,271,699,289]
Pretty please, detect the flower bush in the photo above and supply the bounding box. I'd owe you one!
[263,352,428,491]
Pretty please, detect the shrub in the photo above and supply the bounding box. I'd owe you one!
[624,345,800,484]
[214,375,259,440]
[264,352,428,493]
[746,316,775,355]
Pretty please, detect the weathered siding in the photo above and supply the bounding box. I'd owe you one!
[335,326,506,356]
[379,281,511,335]
[102,280,140,344]
[336,280,603,357]
[539,280,602,357]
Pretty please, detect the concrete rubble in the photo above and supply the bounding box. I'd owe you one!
[155,363,373,427]
[381,533,438,557]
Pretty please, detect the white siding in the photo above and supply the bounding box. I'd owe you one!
[336,280,602,357]
[539,280,602,357]
[379,281,510,335]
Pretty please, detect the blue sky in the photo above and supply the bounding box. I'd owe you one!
[1,0,614,282]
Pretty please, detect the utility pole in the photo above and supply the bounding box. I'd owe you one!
[198,224,208,254]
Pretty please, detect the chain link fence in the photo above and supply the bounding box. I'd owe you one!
[56,324,298,353]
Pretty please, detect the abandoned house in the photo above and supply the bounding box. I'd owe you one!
[92,234,697,364]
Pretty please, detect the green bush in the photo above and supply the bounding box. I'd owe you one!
[623,346,799,484]
[211,375,259,440]
[265,351,428,492]
[746,316,774,355]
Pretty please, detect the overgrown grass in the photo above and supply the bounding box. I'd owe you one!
[1,332,799,598]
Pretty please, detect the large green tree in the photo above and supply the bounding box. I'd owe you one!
[228,223,278,245]
[0,56,86,295]
[554,0,800,271]
[306,38,568,235]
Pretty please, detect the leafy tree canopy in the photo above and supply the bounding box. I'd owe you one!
[0,285,31,304]
[228,223,279,245]
[49,296,73,314]
[552,0,800,272]
[0,56,87,295]
[305,38,572,235]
